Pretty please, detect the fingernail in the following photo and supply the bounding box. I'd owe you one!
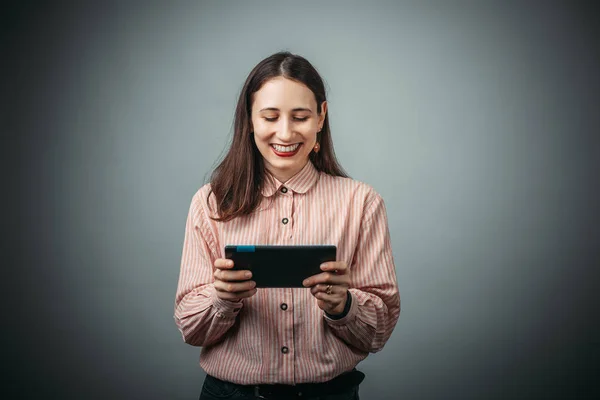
[245,271,252,278]
[303,280,309,286]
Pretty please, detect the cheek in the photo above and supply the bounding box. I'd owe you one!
[252,133,274,158]
[252,129,270,145]
[251,116,265,134]
[303,130,318,145]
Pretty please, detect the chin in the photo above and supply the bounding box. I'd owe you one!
[266,155,308,170]
[269,158,300,169]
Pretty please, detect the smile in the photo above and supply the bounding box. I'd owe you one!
[272,143,300,152]
[270,143,302,157]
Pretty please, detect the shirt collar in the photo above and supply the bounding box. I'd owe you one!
[261,161,320,197]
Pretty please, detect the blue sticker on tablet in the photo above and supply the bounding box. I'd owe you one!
[237,246,256,252]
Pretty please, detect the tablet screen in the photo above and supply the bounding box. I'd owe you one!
[225,245,337,288]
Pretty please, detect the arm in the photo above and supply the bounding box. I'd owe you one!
[324,192,401,353]
[173,192,242,347]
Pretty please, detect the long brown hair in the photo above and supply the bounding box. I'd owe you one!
[209,51,348,222]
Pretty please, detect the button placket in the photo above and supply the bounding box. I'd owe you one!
[279,191,294,239]
[277,287,294,370]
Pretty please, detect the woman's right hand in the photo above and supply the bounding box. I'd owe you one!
[213,258,257,301]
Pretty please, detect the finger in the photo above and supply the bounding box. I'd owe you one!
[310,283,336,295]
[217,288,258,301]
[314,291,335,300]
[235,288,258,299]
[215,280,256,293]
[303,272,348,287]
[314,291,343,306]
[320,261,348,273]
[302,271,324,286]
[216,269,252,282]
[214,258,235,269]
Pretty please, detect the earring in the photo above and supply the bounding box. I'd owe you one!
[313,142,320,153]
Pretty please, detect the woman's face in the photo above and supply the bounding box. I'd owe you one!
[251,76,327,183]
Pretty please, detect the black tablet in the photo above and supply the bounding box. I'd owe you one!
[224,245,337,288]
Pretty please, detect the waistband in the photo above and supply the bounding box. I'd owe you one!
[209,368,365,398]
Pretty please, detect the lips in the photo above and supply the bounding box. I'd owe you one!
[270,143,302,157]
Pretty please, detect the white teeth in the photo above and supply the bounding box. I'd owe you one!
[272,143,300,153]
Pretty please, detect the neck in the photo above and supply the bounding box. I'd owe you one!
[265,160,309,183]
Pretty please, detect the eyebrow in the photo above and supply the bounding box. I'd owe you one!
[259,107,313,113]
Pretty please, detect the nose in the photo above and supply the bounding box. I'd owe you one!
[277,117,293,141]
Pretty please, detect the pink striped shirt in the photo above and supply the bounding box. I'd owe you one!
[174,161,400,384]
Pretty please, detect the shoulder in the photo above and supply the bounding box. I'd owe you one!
[188,183,218,222]
[318,172,383,206]
[192,183,213,200]
[189,183,212,206]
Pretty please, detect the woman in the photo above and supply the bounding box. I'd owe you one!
[174,51,401,400]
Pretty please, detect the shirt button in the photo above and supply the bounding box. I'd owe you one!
[281,346,289,354]
[281,187,288,193]
[280,303,288,310]
[282,218,289,225]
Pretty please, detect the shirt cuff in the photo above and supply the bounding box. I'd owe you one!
[324,291,356,324]
[211,287,243,318]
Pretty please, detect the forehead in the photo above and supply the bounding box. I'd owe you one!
[252,77,316,110]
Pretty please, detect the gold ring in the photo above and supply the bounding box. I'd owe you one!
[326,285,333,295]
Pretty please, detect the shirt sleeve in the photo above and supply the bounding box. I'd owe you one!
[173,191,242,347]
[324,191,401,353]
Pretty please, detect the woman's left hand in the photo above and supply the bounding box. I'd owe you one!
[302,261,350,316]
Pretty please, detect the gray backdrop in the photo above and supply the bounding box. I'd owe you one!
[5,1,598,399]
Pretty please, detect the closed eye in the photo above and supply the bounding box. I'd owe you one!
[264,117,309,122]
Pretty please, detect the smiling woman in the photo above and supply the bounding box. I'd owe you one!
[207,52,348,223]
[252,76,328,181]
[173,51,401,400]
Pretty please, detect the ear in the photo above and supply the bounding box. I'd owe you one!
[319,100,328,126]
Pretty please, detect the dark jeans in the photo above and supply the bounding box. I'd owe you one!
[199,373,361,400]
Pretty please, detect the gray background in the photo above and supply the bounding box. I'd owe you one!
[5,1,599,399]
